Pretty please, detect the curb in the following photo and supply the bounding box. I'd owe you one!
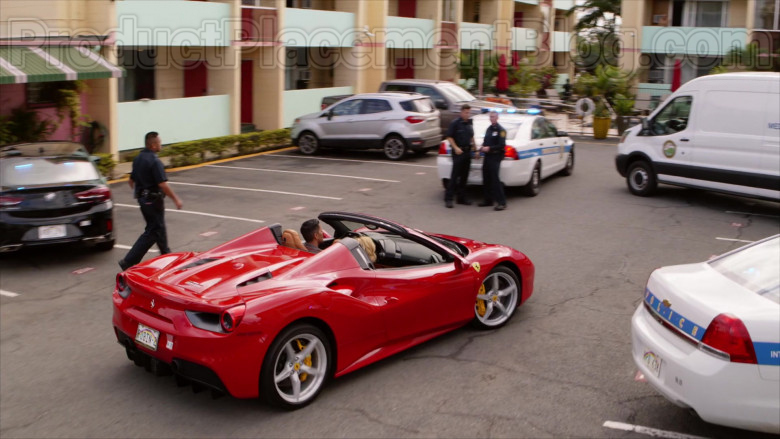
[108,145,298,185]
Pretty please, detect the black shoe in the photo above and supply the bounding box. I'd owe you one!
[478,201,493,207]
[445,200,453,208]
[118,259,129,271]
[494,204,507,211]
[456,200,473,205]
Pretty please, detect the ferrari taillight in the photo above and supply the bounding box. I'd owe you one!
[504,146,518,160]
[700,313,757,364]
[220,304,246,333]
[76,186,111,203]
[438,141,449,155]
[115,274,131,298]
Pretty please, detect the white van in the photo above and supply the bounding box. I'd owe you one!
[616,72,780,201]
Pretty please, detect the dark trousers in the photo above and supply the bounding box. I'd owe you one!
[123,197,170,266]
[482,155,506,206]
[445,153,471,202]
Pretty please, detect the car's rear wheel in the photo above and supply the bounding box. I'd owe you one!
[626,160,657,196]
[383,135,407,161]
[523,163,541,197]
[260,323,331,410]
[298,132,319,155]
[473,266,520,329]
[561,147,574,176]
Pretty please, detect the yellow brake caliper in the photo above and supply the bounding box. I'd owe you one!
[476,284,487,317]
[296,339,312,382]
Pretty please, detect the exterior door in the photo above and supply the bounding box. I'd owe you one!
[183,61,207,97]
[398,0,416,17]
[240,60,253,124]
[395,58,415,79]
[544,118,566,172]
[643,94,696,183]
[319,99,364,143]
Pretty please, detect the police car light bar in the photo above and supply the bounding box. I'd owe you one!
[480,108,519,114]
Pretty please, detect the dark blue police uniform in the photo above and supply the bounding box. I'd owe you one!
[122,148,170,267]
[481,123,507,208]
[444,117,474,205]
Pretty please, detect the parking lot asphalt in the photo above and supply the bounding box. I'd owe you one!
[1,140,779,438]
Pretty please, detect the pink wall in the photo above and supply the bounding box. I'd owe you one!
[0,83,88,142]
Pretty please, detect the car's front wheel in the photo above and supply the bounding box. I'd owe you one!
[298,132,319,155]
[383,135,407,161]
[473,266,520,329]
[260,323,331,409]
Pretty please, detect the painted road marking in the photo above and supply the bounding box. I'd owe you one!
[726,211,780,219]
[207,165,400,183]
[0,290,19,298]
[730,222,743,227]
[602,421,707,439]
[267,154,437,168]
[358,188,372,192]
[114,203,266,224]
[290,206,306,211]
[715,237,754,243]
[416,172,426,175]
[168,182,342,200]
[200,231,218,237]
[114,244,160,253]
[72,267,95,275]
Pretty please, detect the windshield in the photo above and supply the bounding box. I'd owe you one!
[709,236,780,304]
[1,157,101,189]
[473,120,524,140]
[437,82,477,102]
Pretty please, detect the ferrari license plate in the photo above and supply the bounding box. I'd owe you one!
[38,225,66,239]
[643,350,662,377]
[135,324,160,351]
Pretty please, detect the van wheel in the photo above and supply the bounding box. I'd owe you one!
[523,163,541,197]
[627,161,657,196]
[298,132,319,155]
[383,136,407,161]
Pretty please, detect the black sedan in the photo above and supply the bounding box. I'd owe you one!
[0,142,114,253]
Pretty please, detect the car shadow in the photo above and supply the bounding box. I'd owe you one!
[0,243,112,268]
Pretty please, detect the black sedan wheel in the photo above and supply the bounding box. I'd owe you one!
[260,324,331,409]
[473,266,520,329]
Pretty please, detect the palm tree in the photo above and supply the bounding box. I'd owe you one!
[566,0,621,35]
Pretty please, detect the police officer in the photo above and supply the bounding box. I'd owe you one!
[478,111,507,211]
[444,104,476,208]
[119,132,183,270]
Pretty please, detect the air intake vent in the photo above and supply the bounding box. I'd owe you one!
[180,258,219,270]
[238,272,272,288]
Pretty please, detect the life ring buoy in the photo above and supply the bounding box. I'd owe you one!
[575,98,595,117]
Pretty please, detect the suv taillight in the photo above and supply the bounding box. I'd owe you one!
[438,141,449,155]
[405,116,425,124]
[76,186,111,203]
[504,146,518,160]
[700,313,757,364]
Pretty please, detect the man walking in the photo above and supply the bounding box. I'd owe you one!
[478,111,507,211]
[444,104,476,208]
[119,132,183,270]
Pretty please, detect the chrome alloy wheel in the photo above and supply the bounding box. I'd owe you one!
[475,268,519,328]
[272,333,328,404]
[383,136,406,161]
[298,133,319,155]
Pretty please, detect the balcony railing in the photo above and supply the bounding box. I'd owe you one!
[512,27,538,52]
[283,86,354,127]
[641,26,748,56]
[460,22,493,50]
[116,1,232,46]
[553,31,571,52]
[280,8,355,47]
[386,17,435,50]
[240,6,277,43]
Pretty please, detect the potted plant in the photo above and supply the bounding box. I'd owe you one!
[592,101,611,139]
[613,93,635,135]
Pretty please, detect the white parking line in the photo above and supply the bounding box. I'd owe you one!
[114,203,266,224]
[168,182,342,200]
[715,237,755,243]
[267,154,437,168]
[0,290,20,298]
[206,165,400,183]
[114,244,160,253]
[602,421,707,439]
[725,211,780,219]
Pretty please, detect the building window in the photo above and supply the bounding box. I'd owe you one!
[683,1,728,27]
[118,48,156,102]
[755,0,780,30]
[285,48,309,90]
[286,0,312,8]
[443,0,457,22]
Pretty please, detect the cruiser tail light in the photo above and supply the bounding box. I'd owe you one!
[700,313,757,364]
[504,146,519,160]
[220,304,246,333]
[76,186,111,203]
[438,141,449,155]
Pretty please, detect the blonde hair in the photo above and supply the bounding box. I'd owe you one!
[281,229,306,251]
[356,236,377,263]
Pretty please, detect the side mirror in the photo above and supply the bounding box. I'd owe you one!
[434,99,448,110]
[641,117,650,133]
[327,110,334,121]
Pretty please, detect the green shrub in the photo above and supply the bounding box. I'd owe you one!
[159,129,291,168]
[93,153,116,178]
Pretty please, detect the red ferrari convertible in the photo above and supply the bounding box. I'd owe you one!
[113,212,534,408]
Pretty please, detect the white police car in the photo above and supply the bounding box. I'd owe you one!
[437,110,574,196]
[631,235,780,433]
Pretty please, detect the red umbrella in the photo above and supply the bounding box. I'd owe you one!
[512,51,519,67]
[671,59,682,92]
[496,54,509,93]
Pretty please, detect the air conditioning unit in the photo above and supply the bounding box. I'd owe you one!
[652,14,667,24]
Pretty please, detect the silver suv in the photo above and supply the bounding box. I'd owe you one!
[291,93,441,161]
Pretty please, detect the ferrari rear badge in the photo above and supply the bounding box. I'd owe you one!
[150,299,155,309]
[471,262,480,273]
